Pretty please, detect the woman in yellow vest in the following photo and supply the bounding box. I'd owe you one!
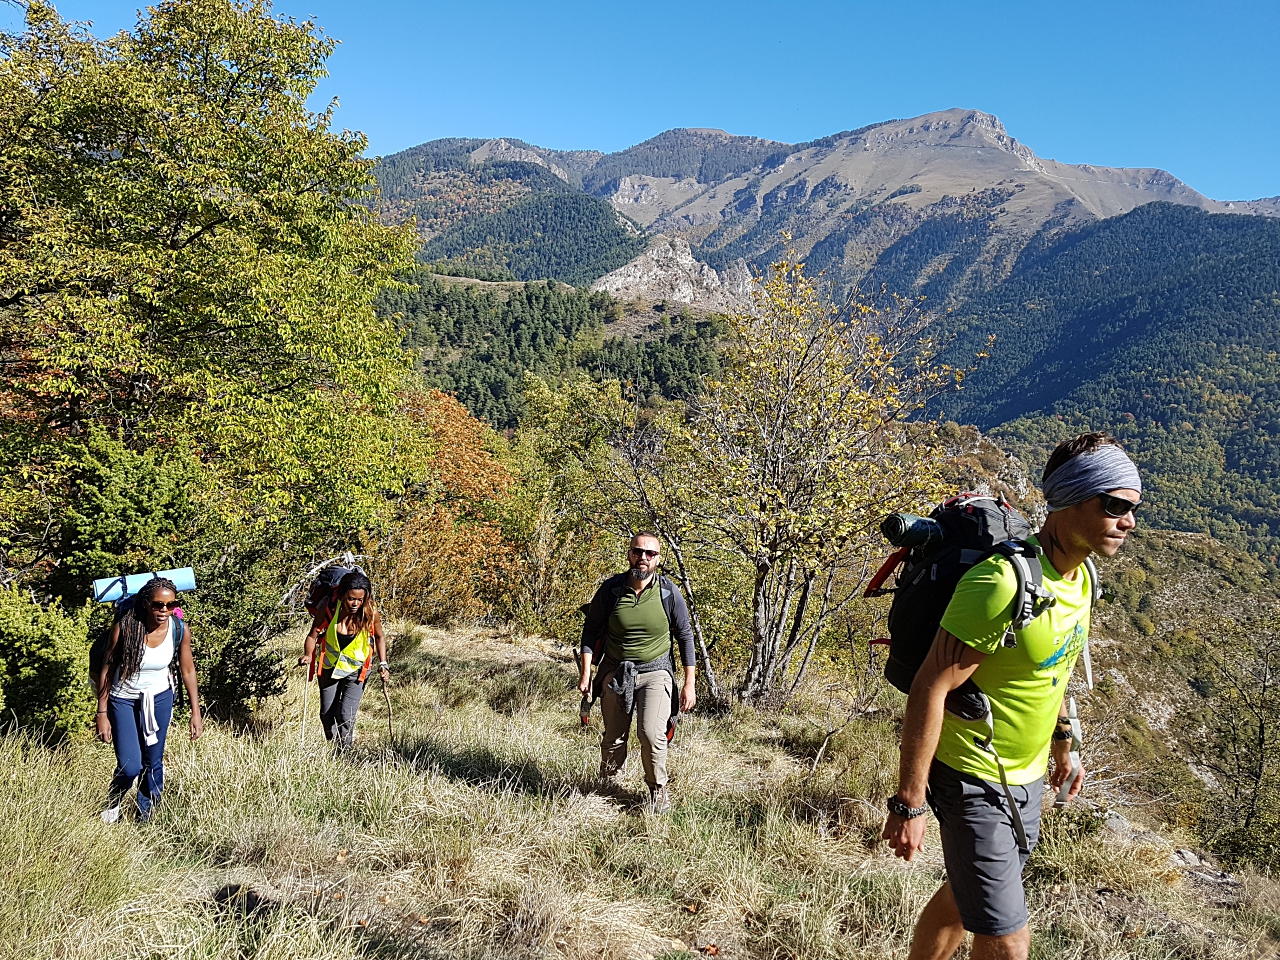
[298,571,389,746]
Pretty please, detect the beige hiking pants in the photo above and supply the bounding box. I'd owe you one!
[599,667,672,788]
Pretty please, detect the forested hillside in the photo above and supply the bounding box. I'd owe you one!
[380,273,723,428]
[417,193,645,287]
[933,203,1280,557]
[580,128,793,194]
[375,141,642,285]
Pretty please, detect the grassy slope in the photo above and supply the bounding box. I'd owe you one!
[4,627,1277,960]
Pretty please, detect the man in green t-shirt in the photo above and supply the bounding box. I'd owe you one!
[579,532,697,813]
[883,432,1142,960]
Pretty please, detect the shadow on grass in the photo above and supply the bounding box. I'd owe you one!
[349,924,455,960]
[377,736,560,796]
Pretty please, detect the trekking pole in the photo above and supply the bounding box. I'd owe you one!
[380,673,394,743]
[299,668,309,749]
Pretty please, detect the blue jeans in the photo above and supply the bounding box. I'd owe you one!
[107,689,174,818]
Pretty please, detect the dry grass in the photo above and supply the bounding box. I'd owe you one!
[0,623,1275,960]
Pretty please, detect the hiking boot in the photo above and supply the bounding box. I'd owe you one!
[99,804,122,824]
[649,784,672,815]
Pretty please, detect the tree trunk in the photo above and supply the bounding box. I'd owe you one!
[663,536,723,703]
[739,564,774,702]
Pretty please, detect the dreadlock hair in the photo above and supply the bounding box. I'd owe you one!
[110,576,178,681]
[334,571,378,636]
[1042,431,1125,485]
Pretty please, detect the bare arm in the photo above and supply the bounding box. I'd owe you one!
[373,611,389,680]
[882,628,986,860]
[96,622,121,742]
[179,625,203,740]
[1048,689,1083,799]
[298,613,325,667]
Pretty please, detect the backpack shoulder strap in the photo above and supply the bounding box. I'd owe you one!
[1082,556,1101,606]
[169,615,186,665]
[605,573,627,617]
[989,539,1055,647]
[659,575,677,625]
[659,575,679,660]
[1080,556,1099,690]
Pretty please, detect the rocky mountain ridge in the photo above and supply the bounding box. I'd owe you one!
[378,109,1278,303]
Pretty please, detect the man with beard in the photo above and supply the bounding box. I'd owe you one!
[883,432,1142,960]
[579,532,697,813]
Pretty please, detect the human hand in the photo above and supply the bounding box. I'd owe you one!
[189,711,203,741]
[577,672,591,696]
[297,655,310,668]
[1049,739,1072,788]
[379,664,390,682]
[96,711,112,744]
[1050,740,1084,801]
[882,810,928,861]
[680,681,697,713]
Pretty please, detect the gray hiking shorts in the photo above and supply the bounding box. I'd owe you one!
[927,759,1044,938]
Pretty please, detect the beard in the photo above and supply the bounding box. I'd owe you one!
[629,565,653,584]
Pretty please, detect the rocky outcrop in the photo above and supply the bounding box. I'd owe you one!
[469,139,570,182]
[605,176,705,227]
[590,235,752,311]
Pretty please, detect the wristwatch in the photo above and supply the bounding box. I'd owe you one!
[887,795,928,819]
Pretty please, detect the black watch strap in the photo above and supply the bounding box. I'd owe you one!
[887,795,928,819]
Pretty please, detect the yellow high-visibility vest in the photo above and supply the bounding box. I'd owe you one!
[320,613,373,681]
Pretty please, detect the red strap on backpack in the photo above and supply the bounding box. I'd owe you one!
[864,547,909,597]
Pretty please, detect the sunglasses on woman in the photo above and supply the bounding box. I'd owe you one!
[1097,493,1141,518]
[149,600,180,611]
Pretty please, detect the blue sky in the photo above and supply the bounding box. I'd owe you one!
[7,1,1279,200]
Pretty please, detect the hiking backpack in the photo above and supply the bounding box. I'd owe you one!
[866,492,1099,717]
[304,564,357,619]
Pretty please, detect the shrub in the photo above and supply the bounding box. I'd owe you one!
[0,587,93,740]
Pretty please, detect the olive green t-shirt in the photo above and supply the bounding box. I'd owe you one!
[936,536,1091,785]
[604,580,670,664]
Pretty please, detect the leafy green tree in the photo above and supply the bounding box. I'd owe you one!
[0,1,422,722]
[45,430,195,604]
[0,0,419,543]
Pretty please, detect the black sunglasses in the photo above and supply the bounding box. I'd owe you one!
[149,599,180,611]
[1097,493,1141,518]
[629,547,659,558]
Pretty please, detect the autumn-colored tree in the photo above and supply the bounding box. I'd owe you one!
[367,391,518,624]
[679,253,955,703]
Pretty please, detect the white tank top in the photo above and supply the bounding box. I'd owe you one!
[113,619,175,698]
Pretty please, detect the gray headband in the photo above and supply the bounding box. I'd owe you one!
[1043,444,1142,512]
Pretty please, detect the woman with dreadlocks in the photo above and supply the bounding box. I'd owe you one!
[96,576,202,823]
[298,570,389,747]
